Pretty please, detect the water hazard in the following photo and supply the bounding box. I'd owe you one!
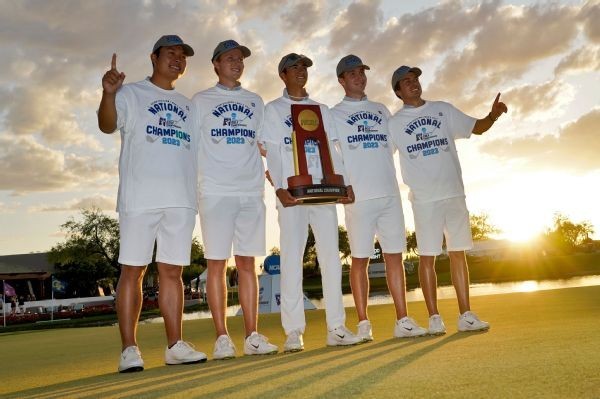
[142,275,600,323]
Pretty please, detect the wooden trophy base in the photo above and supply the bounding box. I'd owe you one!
[287,174,347,204]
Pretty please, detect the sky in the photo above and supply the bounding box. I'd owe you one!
[0,0,598,257]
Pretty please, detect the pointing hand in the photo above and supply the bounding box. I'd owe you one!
[102,53,126,94]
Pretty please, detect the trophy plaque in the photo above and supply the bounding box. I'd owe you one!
[287,104,347,204]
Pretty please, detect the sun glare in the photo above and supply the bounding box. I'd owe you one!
[515,280,539,292]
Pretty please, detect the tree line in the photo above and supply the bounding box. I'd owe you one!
[48,208,594,297]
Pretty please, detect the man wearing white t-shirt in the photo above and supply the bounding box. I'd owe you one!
[98,35,207,372]
[262,53,361,351]
[331,55,427,341]
[191,40,277,359]
[388,65,508,334]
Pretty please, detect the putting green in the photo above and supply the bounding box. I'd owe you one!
[1,286,599,398]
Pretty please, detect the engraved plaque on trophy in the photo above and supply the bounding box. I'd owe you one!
[287,104,347,204]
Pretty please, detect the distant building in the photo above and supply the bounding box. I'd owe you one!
[0,253,54,300]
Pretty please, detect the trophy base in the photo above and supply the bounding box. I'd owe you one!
[287,184,347,204]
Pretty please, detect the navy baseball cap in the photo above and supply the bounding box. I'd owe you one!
[278,53,313,74]
[391,65,422,90]
[152,35,194,56]
[211,40,251,62]
[336,55,370,77]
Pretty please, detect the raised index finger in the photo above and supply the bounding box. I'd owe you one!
[111,53,117,70]
[494,92,501,105]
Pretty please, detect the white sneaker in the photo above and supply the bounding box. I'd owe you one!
[428,314,447,336]
[357,320,373,342]
[284,329,304,353]
[213,335,236,360]
[327,325,362,346]
[458,311,490,332]
[165,340,207,365]
[118,346,144,373]
[394,317,428,338]
[244,332,278,356]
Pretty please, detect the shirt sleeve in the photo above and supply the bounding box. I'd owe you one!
[444,102,476,140]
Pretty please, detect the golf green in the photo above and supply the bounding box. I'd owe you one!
[1,286,599,398]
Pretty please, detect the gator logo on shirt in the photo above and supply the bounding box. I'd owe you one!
[145,100,191,149]
[210,101,256,146]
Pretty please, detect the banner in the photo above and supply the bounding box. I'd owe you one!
[3,281,16,297]
[52,276,67,294]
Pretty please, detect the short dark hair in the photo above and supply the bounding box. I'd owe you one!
[393,81,402,99]
[151,47,161,69]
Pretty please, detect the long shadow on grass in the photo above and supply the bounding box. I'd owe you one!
[7,344,365,399]
[138,336,441,399]
[6,337,418,399]
[237,334,472,399]
[317,332,476,398]
[5,334,479,399]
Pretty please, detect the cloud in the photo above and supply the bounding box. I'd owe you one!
[427,2,580,113]
[502,79,574,120]
[0,201,20,214]
[2,85,102,149]
[280,1,325,38]
[325,1,585,113]
[0,135,116,195]
[580,0,600,44]
[330,0,384,51]
[29,195,115,212]
[555,45,600,75]
[480,108,600,171]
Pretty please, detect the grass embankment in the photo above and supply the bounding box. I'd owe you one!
[1,285,599,398]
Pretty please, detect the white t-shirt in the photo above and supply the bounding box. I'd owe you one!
[261,92,345,190]
[115,78,198,213]
[388,100,476,203]
[191,85,265,197]
[331,98,400,202]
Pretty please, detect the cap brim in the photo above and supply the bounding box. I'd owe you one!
[337,64,370,77]
[212,45,251,61]
[409,67,422,77]
[182,44,194,57]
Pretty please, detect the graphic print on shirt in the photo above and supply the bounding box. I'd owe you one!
[210,101,257,146]
[282,113,323,180]
[403,112,450,159]
[343,110,388,150]
[145,100,191,149]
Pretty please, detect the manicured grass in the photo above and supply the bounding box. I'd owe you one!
[1,285,599,398]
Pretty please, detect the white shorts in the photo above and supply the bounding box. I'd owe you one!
[345,196,407,258]
[412,197,473,256]
[118,208,196,266]
[199,195,266,260]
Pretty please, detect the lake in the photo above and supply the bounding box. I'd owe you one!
[143,274,600,323]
